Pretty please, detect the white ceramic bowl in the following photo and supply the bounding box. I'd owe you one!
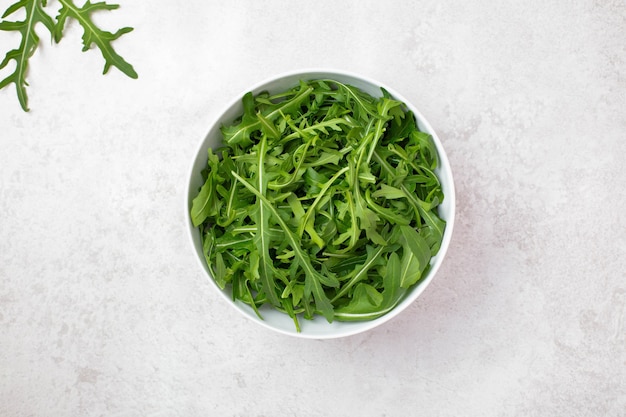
[185,69,455,339]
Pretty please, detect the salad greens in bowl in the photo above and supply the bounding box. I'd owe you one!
[186,69,455,339]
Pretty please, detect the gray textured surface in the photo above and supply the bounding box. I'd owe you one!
[1,1,625,416]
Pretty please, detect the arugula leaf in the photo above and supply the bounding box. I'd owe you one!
[331,244,387,302]
[191,79,447,330]
[334,252,406,321]
[190,149,221,226]
[0,0,136,111]
[371,184,406,200]
[190,179,214,227]
[0,0,55,111]
[221,92,258,146]
[398,225,431,288]
[54,0,137,79]
[252,136,282,307]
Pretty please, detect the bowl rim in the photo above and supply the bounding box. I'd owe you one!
[185,67,456,339]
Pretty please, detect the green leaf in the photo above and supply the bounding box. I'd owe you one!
[415,198,446,255]
[282,117,351,142]
[190,148,223,226]
[280,297,300,332]
[335,283,383,313]
[364,188,411,226]
[214,234,253,253]
[334,252,405,321]
[221,92,258,146]
[256,111,280,140]
[0,0,56,111]
[353,187,386,246]
[410,130,439,169]
[371,184,406,200]
[398,225,431,288]
[54,0,137,79]
[0,0,136,111]
[385,110,416,143]
[190,178,215,227]
[252,136,282,307]
[331,245,386,302]
[383,251,403,304]
[214,252,227,288]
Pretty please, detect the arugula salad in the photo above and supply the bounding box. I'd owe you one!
[190,79,446,331]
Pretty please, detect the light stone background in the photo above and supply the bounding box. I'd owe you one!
[1,1,625,416]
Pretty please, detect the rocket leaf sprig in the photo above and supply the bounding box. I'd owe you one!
[0,0,137,112]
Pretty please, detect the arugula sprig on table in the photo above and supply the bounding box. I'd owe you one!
[191,80,446,331]
[0,0,136,112]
